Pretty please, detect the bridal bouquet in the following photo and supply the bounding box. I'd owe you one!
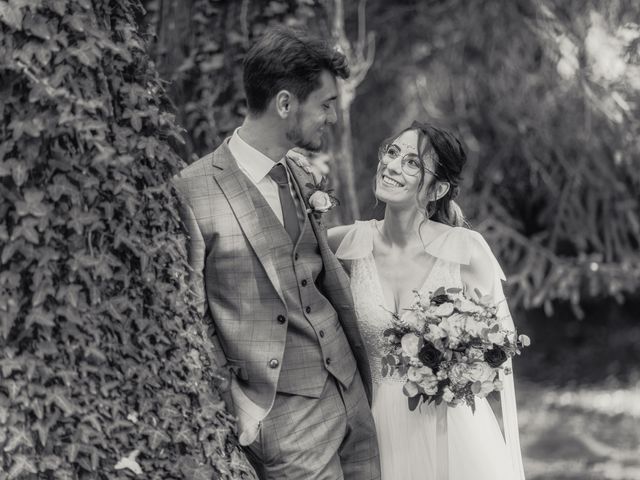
[381,287,530,412]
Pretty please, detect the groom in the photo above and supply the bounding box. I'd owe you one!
[173,26,380,479]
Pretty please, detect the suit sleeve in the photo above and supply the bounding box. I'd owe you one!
[178,197,228,369]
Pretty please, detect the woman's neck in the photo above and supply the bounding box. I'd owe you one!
[380,204,427,248]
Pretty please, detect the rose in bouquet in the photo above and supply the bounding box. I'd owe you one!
[381,287,530,412]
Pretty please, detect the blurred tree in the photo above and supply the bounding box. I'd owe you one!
[351,0,640,316]
[329,0,375,223]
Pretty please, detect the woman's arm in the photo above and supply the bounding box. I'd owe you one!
[460,240,500,299]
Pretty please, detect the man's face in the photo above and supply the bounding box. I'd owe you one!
[286,70,338,152]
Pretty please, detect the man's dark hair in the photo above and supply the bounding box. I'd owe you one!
[243,26,349,115]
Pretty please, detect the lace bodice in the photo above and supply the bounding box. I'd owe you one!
[336,220,502,385]
[350,253,461,384]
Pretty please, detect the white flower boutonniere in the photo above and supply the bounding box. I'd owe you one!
[305,178,339,215]
[308,190,333,213]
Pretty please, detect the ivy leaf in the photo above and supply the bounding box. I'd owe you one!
[23,11,53,40]
[0,310,16,339]
[30,398,44,419]
[130,112,142,132]
[56,284,84,308]
[4,380,22,400]
[178,458,216,480]
[114,449,143,475]
[48,0,67,16]
[81,413,103,433]
[33,44,52,68]
[70,41,100,67]
[66,442,80,462]
[7,455,38,479]
[3,426,34,452]
[64,12,85,32]
[12,218,40,244]
[53,467,74,480]
[0,2,24,30]
[0,359,23,377]
[46,389,76,417]
[15,189,47,217]
[1,241,20,264]
[141,424,171,450]
[32,281,55,307]
[39,455,62,472]
[173,425,195,446]
[11,161,28,186]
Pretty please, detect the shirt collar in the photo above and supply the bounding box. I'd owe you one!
[228,127,281,183]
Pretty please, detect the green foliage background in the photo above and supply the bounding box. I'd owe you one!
[352,0,640,316]
[146,0,640,316]
[0,0,255,477]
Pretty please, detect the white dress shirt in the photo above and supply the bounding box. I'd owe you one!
[228,128,303,226]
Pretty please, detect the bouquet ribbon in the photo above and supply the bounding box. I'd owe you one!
[436,403,449,479]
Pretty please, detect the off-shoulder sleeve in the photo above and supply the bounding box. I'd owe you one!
[334,220,375,260]
[424,227,506,282]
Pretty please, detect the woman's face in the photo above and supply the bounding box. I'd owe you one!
[375,129,437,207]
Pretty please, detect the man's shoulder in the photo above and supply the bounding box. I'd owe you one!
[172,140,232,186]
[174,151,216,180]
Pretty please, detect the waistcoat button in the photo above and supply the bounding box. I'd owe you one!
[325,358,331,365]
[301,279,308,287]
[277,315,286,324]
[269,359,279,369]
[319,330,325,338]
[305,306,311,314]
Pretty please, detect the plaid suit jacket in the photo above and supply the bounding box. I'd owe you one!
[172,139,372,445]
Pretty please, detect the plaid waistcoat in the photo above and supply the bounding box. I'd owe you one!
[245,177,357,397]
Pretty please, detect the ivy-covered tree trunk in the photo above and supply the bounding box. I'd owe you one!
[0,1,255,478]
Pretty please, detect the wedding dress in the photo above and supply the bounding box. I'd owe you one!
[336,220,525,480]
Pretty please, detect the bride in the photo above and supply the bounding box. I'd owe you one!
[328,122,526,479]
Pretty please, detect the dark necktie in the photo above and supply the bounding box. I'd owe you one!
[268,163,300,242]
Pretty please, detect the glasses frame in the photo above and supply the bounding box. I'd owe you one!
[378,143,437,177]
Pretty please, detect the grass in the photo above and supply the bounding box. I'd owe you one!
[517,380,640,480]
[508,299,640,480]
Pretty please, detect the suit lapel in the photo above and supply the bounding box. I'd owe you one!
[286,159,353,303]
[286,158,325,247]
[285,159,313,244]
[212,142,285,303]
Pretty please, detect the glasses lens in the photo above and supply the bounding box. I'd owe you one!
[402,156,421,176]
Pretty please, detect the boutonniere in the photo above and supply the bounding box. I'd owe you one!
[305,177,339,215]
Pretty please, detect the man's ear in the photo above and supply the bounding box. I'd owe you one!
[434,181,450,201]
[275,90,295,118]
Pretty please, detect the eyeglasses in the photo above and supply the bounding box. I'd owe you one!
[378,144,434,177]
